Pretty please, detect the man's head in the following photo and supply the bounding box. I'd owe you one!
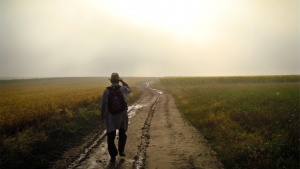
[109,72,122,83]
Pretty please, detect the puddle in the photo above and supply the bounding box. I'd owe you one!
[145,81,163,95]
[145,82,153,87]
[128,104,145,120]
[152,88,163,94]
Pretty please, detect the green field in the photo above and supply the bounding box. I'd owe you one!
[0,77,153,169]
[159,75,300,169]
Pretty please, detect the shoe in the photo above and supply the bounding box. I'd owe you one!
[119,152,126,157]
[110,157,116,163]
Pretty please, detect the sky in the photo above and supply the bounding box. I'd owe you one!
[0,0,299,77]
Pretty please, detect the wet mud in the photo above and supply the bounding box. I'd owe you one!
[132,94,160,169]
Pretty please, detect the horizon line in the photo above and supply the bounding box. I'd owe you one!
[1,74,299,80]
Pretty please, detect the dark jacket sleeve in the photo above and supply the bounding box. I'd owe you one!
[101,89,107,117]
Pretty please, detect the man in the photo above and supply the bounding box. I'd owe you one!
[101,73,131,163]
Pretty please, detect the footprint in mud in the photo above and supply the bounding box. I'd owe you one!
[105,159,126,169]
[97,158,135,169]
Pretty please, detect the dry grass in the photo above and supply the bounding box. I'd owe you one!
[0,77,150,169]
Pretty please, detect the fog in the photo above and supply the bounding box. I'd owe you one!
[0,0,299,78]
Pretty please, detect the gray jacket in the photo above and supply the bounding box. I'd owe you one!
[101,82,131,133]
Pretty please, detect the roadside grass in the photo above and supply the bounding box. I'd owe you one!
[159,76,300,169]
[0,77,148,169]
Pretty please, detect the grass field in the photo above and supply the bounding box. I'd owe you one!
[159,75,299,169]
[0,77,153,169]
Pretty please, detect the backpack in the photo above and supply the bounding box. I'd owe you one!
[107,85,127,114]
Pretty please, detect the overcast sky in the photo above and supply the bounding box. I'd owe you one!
[0,0,299,77]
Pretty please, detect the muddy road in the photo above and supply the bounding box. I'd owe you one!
[52,83,223,169]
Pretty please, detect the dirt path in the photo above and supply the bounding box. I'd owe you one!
[146,90,223,169]
[52,83,223,169]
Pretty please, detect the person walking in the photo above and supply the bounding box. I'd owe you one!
[101,73,131,163]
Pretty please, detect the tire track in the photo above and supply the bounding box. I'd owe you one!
[132,94,161,169]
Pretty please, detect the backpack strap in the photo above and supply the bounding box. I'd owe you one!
[107,85,121,90]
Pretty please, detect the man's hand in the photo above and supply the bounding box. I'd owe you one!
[120,79,129,87]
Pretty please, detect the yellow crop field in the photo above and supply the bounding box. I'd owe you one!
[1,81,102,135]
[0,77,152,169]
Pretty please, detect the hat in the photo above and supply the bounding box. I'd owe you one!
[109,72,122,81]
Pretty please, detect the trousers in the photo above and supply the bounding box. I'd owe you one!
[107,129,127,158]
